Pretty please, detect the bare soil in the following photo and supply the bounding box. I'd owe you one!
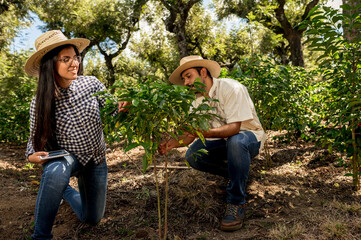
[1,132,361,240]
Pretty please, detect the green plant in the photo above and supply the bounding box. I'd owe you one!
[227,56,315,139]
[99,78,217,239]
[23,163,35,170]
[222,56,318,165]
[303,2,361,189]
[0,50,36,143]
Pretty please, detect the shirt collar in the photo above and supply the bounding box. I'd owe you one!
[208,77,219,98]
[68,81,76,92]
[58,80,76,95]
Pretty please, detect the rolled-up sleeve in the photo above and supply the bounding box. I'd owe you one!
[25,98,36,160]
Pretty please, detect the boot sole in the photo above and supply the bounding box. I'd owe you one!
[220,222,243,232]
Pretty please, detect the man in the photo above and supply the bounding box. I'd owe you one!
[158,55,266,231]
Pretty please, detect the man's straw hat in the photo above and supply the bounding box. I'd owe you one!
[169,55,221,85]
[24,30,90,77]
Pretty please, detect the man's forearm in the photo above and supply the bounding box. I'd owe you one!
[173,134,196,148]
[203,122,241,138]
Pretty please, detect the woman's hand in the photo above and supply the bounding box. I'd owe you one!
[118,101,131,112]
[28,151,49,164]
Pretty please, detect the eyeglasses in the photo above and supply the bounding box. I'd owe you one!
[57,56,82,65]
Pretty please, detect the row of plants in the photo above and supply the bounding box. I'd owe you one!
[230,56,317,139]
[0,50,36,143]
[303,3,361,189]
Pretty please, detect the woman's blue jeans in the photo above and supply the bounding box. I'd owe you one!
[185,131,260,205]
[31,154,108,240]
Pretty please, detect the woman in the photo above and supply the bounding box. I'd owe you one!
[24,30,127,240]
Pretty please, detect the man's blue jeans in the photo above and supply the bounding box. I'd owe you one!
[31,154,108,240]
[185,131,260,205]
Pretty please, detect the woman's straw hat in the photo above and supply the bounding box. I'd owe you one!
[24,30,90,77]
[169,55,221,85]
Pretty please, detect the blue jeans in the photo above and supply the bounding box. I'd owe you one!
[31,154,108,240]
[185,131,260,205]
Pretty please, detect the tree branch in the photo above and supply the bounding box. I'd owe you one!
[185,0,201,12]
[301,0,319,22]
[275,0,293,34]
[96,43,108,58]
[158,0,175,12]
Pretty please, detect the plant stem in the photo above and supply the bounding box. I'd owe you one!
[149,165,189,169]
[263,130,272,166]
[163,142,169,240]
[351,119,360,190]
[153,157,162,239]
[351,56,360,190]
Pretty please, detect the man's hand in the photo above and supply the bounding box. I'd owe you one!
[158,134,196,156]
[28,151,49,164]
[118,101,131,112]
[158,139,178,155]
[158,141,167,156]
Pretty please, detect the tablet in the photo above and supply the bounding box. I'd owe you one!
[40,150,70,160]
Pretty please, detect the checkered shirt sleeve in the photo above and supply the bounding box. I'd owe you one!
[25,76,109,165]
[25,99,36,159]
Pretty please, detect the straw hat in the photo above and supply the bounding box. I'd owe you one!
[169,55,221,85]
[24,30,90,77]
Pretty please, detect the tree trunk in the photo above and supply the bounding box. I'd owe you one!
[175,18,189,58]
[274,42,289,65]
[160,0,201,59]
[104,56,116,90]
[288,32,304,67]
[274,0,319,67]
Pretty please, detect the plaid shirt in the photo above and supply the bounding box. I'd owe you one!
[26,75,108,166]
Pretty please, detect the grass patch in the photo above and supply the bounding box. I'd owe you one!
[269,222,305,239]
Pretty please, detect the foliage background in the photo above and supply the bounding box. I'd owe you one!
[1,0,360,187]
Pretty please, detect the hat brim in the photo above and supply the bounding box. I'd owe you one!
[169,59,221,85]
[24,38,90,77]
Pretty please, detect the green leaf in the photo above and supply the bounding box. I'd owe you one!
[124,143,140,152]
[341,4,352,11]
[349,100,361,107]
[199,119,209,130]
[184,160,191,168]
[195,130,206,144]
[197,148,208,155]
[132,99,139,106]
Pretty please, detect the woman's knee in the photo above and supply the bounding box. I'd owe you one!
[42,161,71,188]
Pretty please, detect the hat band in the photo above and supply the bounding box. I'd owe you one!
[35,31,67,50]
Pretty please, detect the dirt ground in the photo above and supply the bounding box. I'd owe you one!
[1,132,361,240]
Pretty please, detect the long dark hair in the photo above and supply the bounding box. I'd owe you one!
[32,44,80,151]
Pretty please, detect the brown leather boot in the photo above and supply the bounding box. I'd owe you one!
[220,203,245,231]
